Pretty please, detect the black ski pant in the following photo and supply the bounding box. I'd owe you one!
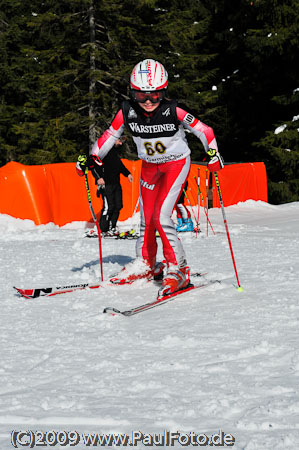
[98,184,123,232]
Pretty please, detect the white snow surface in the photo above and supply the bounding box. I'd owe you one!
[1,200,299,449]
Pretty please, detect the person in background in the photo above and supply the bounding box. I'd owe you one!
[175,181,194,232]
[80,139,133,237]
[77,59,223,296]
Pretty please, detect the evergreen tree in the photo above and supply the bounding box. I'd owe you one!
[250,0,299,203]
[204,0,299,202]
[1,0,298,203]
[1,0,92,164]
[254,95,299,204]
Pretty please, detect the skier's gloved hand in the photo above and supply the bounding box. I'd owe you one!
[207,148,224,172]
[89,154,103,169]
[76,154,88,176]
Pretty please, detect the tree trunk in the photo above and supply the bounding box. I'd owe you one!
[89,0,96,149]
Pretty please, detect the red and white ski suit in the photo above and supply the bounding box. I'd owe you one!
[90,99,219,268]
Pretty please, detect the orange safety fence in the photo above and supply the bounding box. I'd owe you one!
[211,162,268,207]
[0,160,267,226]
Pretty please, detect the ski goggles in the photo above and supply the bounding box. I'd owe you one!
[131,90,165,104]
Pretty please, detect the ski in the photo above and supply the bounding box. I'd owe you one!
[14,272,208,299]
[103,279,219,317]
[14,277,145,299]
[108,231,139,240]
[85,229,139,240]
[14,282,103,299]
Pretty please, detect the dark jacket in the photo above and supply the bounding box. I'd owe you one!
[91,147,130,185]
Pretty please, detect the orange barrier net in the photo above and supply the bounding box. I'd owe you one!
[0,160,267,226]
[211,162,268,208]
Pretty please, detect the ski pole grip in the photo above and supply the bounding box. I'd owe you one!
[77,154,89,174]
[207,148,216,158]
[78,154,87,164]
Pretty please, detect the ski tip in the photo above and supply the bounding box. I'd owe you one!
[103,307,122,315]
[13,286,21,295]
[13,287,31,299]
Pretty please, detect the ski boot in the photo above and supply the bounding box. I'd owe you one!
[176,218,184,231]
[158,264,190,297]
[177,218,194,232]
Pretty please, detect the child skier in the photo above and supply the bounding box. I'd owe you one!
[77,59,223,296]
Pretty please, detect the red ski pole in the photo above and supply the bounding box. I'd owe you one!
[193,175,215,235]
[189,188,202,236]
[84,170,104,281]
[214,172,243,291]
[196,168,201,236]
[183,188,200,232]
[205,168,210,237]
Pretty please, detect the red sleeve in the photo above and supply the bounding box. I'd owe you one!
[91,109,125,159]
[176,107,216,148]
[96,109,124,150]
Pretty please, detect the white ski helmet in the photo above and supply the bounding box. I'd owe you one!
[130,59,168,92]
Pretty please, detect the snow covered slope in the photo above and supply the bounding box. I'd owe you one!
[1,201,299,449]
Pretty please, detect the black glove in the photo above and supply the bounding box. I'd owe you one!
[89,154,103,169]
